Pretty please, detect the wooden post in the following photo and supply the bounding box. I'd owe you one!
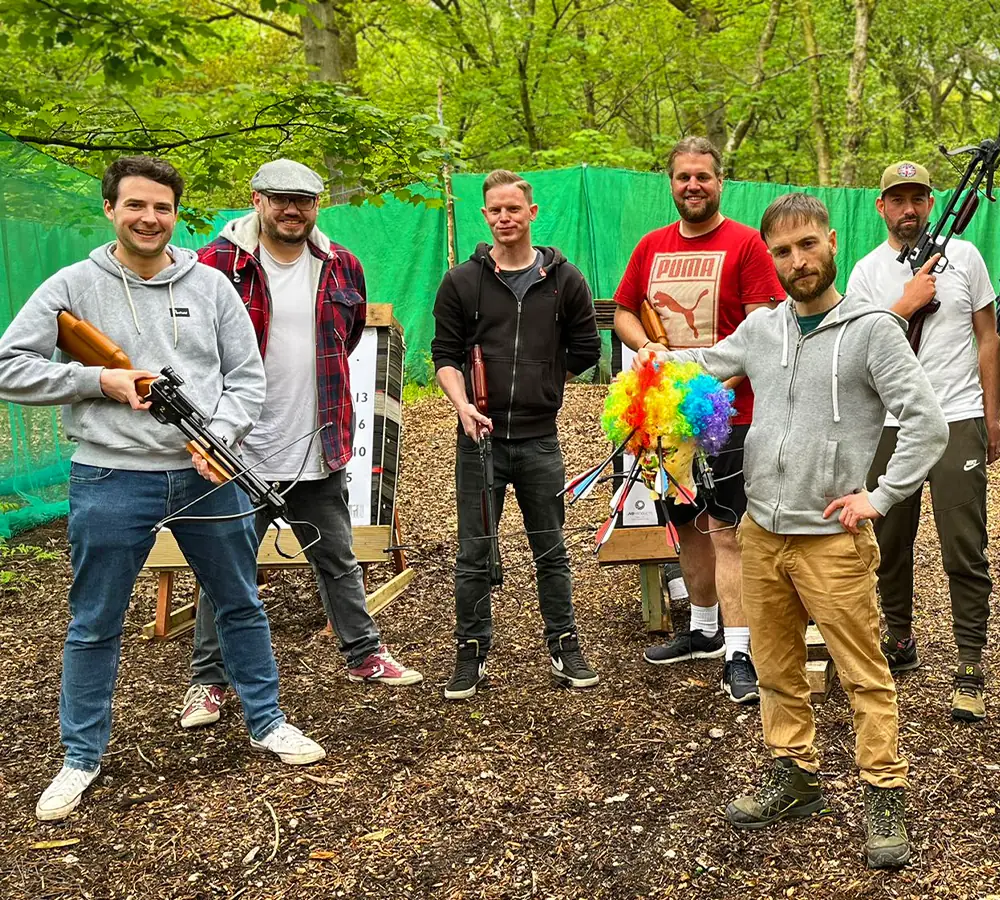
[154,572,174,639]
[639,563,673,633]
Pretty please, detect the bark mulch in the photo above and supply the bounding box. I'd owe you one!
[1,385,998,899]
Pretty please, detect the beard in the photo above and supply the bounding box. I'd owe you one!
[887,215,925,246]
[261,212,311,245]
[780,249,838,303]
[672,191,720,224]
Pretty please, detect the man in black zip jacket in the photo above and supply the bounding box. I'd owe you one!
[432,169,602,699]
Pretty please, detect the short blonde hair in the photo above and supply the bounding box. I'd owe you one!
[482,169,533,204]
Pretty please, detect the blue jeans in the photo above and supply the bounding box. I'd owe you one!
[190,468,379,684]
[63,463,285,772]
[454,433,577,649]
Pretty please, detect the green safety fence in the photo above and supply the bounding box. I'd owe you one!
[4,134,1000,535]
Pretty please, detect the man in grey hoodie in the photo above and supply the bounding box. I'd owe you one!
[639,193,948,868]
[0,157,325,823]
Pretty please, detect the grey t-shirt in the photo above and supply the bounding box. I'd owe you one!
[498,250,543,302]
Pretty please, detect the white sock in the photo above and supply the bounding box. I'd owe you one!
[725,626,751,661]
[690,603,719,637]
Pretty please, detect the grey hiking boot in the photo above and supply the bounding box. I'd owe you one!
[863,784,910,868]
[727,757,825,829]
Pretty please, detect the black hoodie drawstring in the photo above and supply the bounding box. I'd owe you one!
[474,256,486,323]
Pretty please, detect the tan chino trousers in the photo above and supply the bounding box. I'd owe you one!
[737,514,908,788]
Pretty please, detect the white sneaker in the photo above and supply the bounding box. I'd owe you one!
[36,765,100,821]
[250,723,326,765]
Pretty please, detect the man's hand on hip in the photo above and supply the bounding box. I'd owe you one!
[459,402,493,440]
[823,490,881,535]
[987,419,1000,465]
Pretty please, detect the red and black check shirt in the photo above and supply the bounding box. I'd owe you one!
[198,234,367,472]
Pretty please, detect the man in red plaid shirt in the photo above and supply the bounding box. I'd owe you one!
[179,160,422,729]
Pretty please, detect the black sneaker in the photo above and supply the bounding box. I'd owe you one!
[550,632,600,689]
[721,651,760,704]
[880,633,920,672]
[727,757,825,829]
[444,639,488,700]
[644,628,724,665]
[863,785,910,868]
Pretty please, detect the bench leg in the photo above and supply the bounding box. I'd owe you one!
[154,572,175,639]
[640,563,673,634]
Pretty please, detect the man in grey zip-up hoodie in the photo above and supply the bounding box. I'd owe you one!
[641,194,948,869]
[0,157,325,823]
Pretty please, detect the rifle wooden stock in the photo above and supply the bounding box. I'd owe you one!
[55,311,230,481]
[470,344,489,415]
[640,298,669,347]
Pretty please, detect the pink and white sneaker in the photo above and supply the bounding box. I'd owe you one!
[348,645,423,686]
[179,684,227,729]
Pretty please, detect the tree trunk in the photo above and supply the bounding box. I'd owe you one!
[798,0,832,185]
[300,1,360,201]
[300,1,357,85]
[576,19,597,129]
[840,0,876,186]
[724,0,782,174]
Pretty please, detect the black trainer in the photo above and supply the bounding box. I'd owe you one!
[550,632,600,689]
[721,651,760,704]
[444,639,488,700]
[644,628,724,665]
[863,785,911,868]
[727,757,825,829]
[880,633,920,672]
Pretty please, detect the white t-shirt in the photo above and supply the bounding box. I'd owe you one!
[241,244,327,481]
[846,238,995,424]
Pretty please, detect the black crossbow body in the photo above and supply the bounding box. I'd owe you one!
[898,125,1000,353]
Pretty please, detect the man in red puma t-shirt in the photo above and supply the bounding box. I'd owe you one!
[614,137,784,703]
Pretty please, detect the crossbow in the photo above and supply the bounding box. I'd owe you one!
[898,124,1000,352]
[56,311,319,558]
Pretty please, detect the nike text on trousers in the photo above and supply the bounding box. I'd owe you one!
[866,417,992,662]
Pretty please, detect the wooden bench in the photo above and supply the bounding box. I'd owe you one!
[140,513,412,640]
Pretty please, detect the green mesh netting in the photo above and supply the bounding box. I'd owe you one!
[3,139,1000,536]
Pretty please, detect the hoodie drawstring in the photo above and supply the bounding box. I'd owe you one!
[115,264,143,337]
[115,261,178,349]
[781,310,789,367]
[831,322,848,424]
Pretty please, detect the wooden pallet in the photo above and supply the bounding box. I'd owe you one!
[806,624,836,702]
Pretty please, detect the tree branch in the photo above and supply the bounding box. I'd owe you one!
[207,0,303,38]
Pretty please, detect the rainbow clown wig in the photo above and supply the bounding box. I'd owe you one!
[601,357,734,502]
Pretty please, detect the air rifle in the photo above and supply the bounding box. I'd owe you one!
[55,311,289,527]
[898,126,1000,353]
[470,345,503,587]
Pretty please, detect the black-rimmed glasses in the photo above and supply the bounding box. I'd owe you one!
[262,193,319,211]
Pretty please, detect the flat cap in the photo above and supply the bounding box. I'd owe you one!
[880,160,931,194]
[251,159,325,196]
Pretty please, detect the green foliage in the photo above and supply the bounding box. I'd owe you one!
[0,0,997,206]
[0,539,60,592]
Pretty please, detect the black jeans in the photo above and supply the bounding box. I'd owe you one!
[191,468,380,684]
[454,432,576,649]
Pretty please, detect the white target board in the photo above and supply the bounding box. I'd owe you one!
[345,328,378,526]
[618,343,658,526]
